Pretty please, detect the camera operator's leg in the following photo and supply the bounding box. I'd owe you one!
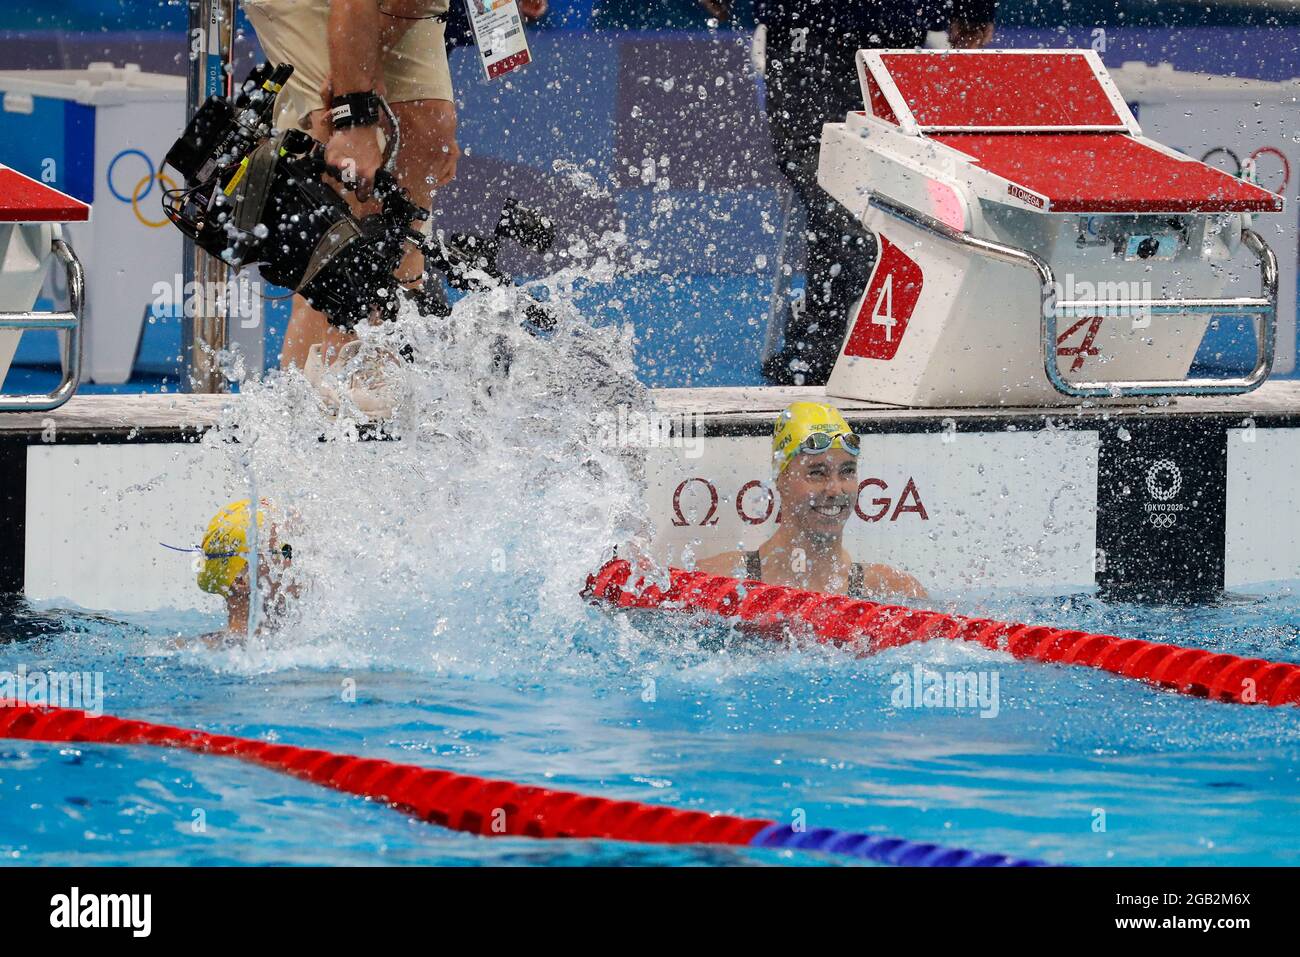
[387,97,459,303]
[279,101,455,361]
[285,100,455,414]
[382,13,458,308]
[241,0,349,369]
[252,0,456,370]
[281,291,356,370]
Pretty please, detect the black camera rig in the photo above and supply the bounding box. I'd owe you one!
[163,63,555,331]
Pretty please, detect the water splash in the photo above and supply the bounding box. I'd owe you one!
[199,271,652,677]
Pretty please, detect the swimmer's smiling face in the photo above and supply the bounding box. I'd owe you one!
[777,447,858,540]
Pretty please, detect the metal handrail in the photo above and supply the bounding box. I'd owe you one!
[0,237,84,412]
[866,193,1278,398]
[183,0,236,394]
[761,180,797,368]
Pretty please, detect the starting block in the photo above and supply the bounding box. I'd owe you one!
[819,49,1284,406]
[0,165,87,411]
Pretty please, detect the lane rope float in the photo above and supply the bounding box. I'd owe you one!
[583,560,1300,707]
[0,701,1052,867]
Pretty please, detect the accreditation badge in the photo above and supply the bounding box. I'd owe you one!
[463,0,533,80]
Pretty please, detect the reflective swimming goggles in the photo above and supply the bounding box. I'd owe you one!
[161,542,293,560]
[798,430,861,456]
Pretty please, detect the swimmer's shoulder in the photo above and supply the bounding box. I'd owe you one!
[695,550,749,579]
[854,562,928,600]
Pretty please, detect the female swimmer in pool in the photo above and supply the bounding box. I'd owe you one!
[188,499,300,647]
[697,401,925,600]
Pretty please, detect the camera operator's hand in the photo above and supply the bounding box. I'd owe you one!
[519,0,548,18]
[326,124,385,201]
[320,76,389,201]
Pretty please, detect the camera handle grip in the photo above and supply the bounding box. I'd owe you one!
[319,93,400,178]
[315,157,403,205]
[376,94,400,175]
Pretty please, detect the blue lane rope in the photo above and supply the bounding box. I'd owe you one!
[748,823,1057,867]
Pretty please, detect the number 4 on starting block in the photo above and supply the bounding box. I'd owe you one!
[1055,315,1105,372]
[843,235,923,361]
[871,274,897,340]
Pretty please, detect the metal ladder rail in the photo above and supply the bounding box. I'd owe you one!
[867,192,1278,398]
[0,238,85,412]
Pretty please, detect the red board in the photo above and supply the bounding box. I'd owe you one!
[877,51,1125,130]
[932,132,1285,213]
[0,166,91,223]
[843,235,923,361]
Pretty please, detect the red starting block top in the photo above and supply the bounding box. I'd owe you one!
[933,132,1284,214]
[859,49,1284,214]
[874,50,1129,130]
[0,165,91,223]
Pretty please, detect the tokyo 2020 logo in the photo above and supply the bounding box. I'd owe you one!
[1145,459,1183,502]
[1143,458,1185,530]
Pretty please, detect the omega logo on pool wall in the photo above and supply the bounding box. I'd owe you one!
[669,477,929,527]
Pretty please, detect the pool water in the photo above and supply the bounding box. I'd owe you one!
[1,587,1299,866]
[2,280,1298,868]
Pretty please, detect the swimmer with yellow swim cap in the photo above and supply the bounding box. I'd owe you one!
[196,499,298,641]
[697,401,925,599]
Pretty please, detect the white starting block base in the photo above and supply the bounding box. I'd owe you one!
[824,206,1219,407]
[0,165,89,407]
[819,50,1283,409]
[0,222,57,385]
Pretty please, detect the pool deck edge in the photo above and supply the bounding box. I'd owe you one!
[2,381,1299,438]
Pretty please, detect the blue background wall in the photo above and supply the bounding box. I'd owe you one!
[3,1,1298,391]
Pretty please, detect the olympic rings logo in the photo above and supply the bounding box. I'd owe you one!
[106,149,177,228]
[1149,512,1177,530]
[1199,145,1291,195]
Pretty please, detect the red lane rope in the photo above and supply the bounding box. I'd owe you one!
[583,560,1300,707]
[0,701,770,847]
[0,701,1055,865]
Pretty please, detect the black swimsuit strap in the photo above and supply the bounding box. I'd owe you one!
[743,553,864,596]
[848,562,866,599]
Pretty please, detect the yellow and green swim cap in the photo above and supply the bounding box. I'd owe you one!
[771,401,859,474]
[196,499,266,595]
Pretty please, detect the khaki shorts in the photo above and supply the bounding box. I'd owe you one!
[242,0,453,131]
